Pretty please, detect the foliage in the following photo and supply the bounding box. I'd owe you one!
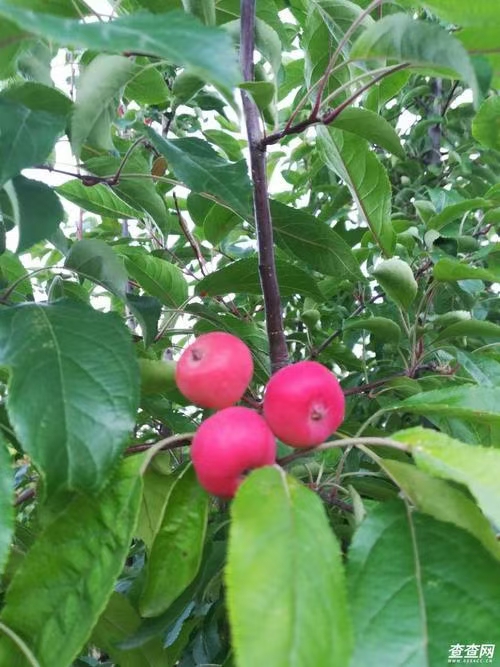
[0,0,499,665]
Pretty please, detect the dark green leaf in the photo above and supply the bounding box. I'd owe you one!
[399,386,500,424]
[435,319,500,341]
[0,82,73,117]
[0,250,33,302]
[0,301,139,495]
[226,467,352,667]
[56,179,143,220]
[427,198,492,230]
[0,6,240,92]
[142,130,253,219]
[433,257,498,283]
[0,436,13,578]
[65,239,129,299]
[343,316,401,343]
[196,256,323,300]
[3,176,64,254]
[347,501,500,666]
[126,294,162,347]
[0,99,65,186]
[472,96,500,151]
[271,200,363,282]
[0,457,142,667]
[331,107,405,158]
[136,465,177,551]
[140,465,208,617]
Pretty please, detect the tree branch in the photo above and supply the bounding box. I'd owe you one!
[240,0,289,373]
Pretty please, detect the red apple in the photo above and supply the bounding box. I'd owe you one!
[263,360,345,448]
[191,407,276,498]
[176,332,253,409]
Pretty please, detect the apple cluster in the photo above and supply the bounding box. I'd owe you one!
[176,332,345,499]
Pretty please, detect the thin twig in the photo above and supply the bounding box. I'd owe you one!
[173,192,208,276]
[278,435,410,466]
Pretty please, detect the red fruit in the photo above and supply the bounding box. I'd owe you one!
[176,332,253,409]
[263,361,345,448]
[191,407,276,498]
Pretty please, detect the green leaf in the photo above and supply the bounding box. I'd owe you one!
[196,256,323,301]
[435,319,500,342]
[270,200,363,282]
[399,386,500,424]
[0,301,139,496]
[226,467,352,667]
[0,437,13,578]
[136,465,177,551]
[56,179,144,220]
[427,198,492,230]
[383,459,500,560]
[125,60,170,106]
[119,248,188,308]
[71,55,136,157]
[0,19,29,79]
[347,501,500,666]
[91,592,166,667]
[343,316,401,343]
[0,99,65,187]
[65,239,129,299]
[0,457,142,667]
[0,82,73,117]
[126,294,162,348]
[3,176,64,254]
[85,153,171,231]
[400,0,499,27]
[140,465,208,617]
[433,257,498,283]
[472,96,500,151]
[0,250,33,302]
[12,0,91,16]
[0,6,240,92]
[351,14,479,101]
[204,203,242,244]
[394,427,500,530]
[317,127,395,255]
[331,107,405,158]
[372,258,417,309]
[239,81,275,110]
[143,130,253,219]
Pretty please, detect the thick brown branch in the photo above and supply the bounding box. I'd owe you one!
[240,0,289,373]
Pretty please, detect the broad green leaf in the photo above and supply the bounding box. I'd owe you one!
[3,175,64,254]
[0,301,139,496]
[0,457,142,667]
[143,129,253,219]
[125,60,170,105]
[71,55,136,157]
[271,200,363,282]
[365,69,411,112]
[343,316,401,343]
[454,350,500,387]
[226,467,352,667]
[56,179,144,220]
[119,248,188,308]
[0,82,73,117]
[0,436,13,578]
[0,19,29,79]
[317,127,395,255]
[472,96,500,151]
[0,250,33,302]
[0,99,65,187]
[140,465,209,617]
[182,0,216,25]
[351,14,479,101]
[433,257,498,283]
[382,460,500,560]
[435,319,500,342]
[65,239,129,299]
[204,203,242,244]
[394,427,500,529]
[0,6,240,92]
[91,593,166,667]
[399,386,500,424]
[347,501,500,667]
[136,465,177,551]
[12,0,90,16]
[372,258,417,309]
[126,294,162,348]
[427,198,492,230]
[331,107,405,158]
[196,256,323,300]
[85,153,171,231]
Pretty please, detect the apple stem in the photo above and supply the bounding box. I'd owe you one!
[240,0,289,374]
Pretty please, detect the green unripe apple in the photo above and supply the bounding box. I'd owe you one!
[139,358,177,395]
